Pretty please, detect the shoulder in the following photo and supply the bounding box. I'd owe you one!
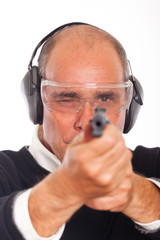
[132,145,160,178]
[133,145,160,156]
[0,147,49,195]
[0,146,32,172]
[0,146,49,190]
[0,148,26,195]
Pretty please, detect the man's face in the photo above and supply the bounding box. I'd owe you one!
[40,39,126,161]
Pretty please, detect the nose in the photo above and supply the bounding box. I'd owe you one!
[74,102,95,131]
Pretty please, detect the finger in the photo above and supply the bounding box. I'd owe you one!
[76,136,132,180]
[71,123,121,156]
[83,123,122,155]
[86,179,133,211]
[94,148,133,187]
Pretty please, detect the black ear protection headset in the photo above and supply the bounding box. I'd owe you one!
[21,22,143,133]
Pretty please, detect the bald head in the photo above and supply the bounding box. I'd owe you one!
[38,24,129,80]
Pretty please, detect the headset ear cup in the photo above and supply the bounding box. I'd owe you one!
[21,66,43,125]
[123,98,141,133]
[123,76,144,133]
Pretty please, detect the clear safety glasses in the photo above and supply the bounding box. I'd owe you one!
[41,80,133,114]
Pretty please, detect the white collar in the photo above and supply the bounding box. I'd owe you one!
[28,126,61,172]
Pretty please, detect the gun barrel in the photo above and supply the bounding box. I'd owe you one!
[90,108,110,137]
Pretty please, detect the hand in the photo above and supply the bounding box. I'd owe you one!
[61,123,133,208]
[28,123,133,237]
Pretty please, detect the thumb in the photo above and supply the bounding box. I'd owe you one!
[70,122,93,146]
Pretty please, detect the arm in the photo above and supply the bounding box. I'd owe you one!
[86,173,160,223]
[27,124,160,238]
[13,189,65,240]
[123,174,160,223]
[28,123,133,237]
[0,149,66,240]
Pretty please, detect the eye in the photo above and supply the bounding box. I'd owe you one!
[96,92,119,103]
[98,95,113,103]
[99,96,110,102]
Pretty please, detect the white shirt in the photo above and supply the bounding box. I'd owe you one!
[13,126,160,239]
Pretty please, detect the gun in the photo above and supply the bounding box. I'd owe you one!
[90,108,110,137]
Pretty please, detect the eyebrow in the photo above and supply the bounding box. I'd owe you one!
[53,90,120,99]
[53,91,80,98]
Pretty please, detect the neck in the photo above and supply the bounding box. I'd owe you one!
[38,125,54,155]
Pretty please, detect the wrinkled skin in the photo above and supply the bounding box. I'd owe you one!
[40,36,126,161]
[29,27,160,238]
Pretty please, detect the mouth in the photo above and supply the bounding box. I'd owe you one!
[63,139,70,144]
[63,133,80,145]
[63,137,74,145]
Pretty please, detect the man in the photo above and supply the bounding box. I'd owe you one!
[0,22,160,240]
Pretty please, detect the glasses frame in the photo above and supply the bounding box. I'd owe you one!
[41,79,133,114]
[41,79,133,89]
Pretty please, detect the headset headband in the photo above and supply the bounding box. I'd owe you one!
[28,22,89,70]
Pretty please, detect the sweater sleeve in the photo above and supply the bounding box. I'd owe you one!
[0,192,25,240]
[132,146,160,239]
[132,146,160,178]
[0,151,25,239]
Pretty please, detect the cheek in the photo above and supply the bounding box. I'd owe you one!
[43,110,74,141]
[42,109,77,158]
[107,111,126,132]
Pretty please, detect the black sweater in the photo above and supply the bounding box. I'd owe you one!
[0,146,160,240]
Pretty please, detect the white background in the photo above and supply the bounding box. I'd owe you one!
[0,0,159,151]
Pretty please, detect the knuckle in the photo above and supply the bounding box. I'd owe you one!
[82,163,101,180]
[126,149,133,161]
[118,194,129,207]
[86,169,113,188]
[121,181,132,193]
[103,173,113,186]
[106,135,117,148]
[118,185,132,207]
[118,139,125,149]
[89,199,104,210]
[87,168,99,179]
[126,168,133,178]
[90,200,99,209]
[96,174,114,190]
[78,152,87,166]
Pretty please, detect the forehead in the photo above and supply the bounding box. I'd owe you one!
[45,29,124,84]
